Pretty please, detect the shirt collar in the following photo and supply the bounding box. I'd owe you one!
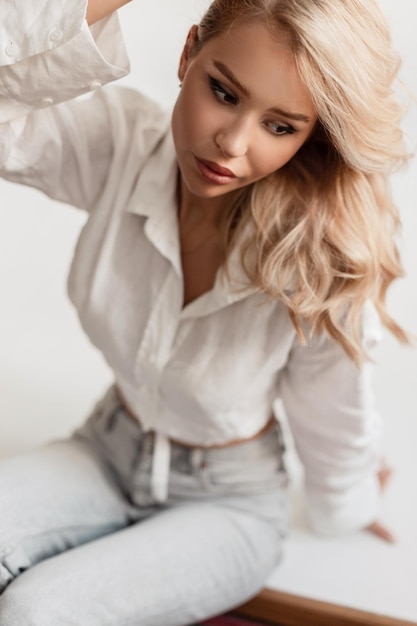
[126,122,259,317]
[126,122,182,275]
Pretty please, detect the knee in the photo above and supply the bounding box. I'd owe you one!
[0,561,71,626]
[0,585,45,626]
[0,550,51,626]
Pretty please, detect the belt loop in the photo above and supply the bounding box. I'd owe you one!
[275,419,286,453]
[150,432,171,503]
[190,447,205,469]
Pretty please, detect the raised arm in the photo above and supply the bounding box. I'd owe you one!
[0,0,131,209]
[86,0,133,25]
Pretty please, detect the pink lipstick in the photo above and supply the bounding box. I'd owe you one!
[195,157,237,185]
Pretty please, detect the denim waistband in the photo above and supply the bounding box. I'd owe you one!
[92,385,286,504]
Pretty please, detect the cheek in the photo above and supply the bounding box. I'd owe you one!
[175,88,218,145]
[250,146,291,178]
[252,137,309,176]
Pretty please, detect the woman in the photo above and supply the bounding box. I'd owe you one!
[0,0,409,624]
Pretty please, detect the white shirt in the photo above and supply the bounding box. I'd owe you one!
[0,0,383,534]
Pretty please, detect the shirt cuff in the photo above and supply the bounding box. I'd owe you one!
[306,472,381,535]
[0,14,129,123]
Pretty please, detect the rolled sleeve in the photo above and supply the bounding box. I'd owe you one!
[0,0,87,65]
[0,1,129,123]
[280,305,384,535]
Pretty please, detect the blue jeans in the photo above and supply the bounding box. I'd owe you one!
[0,386,289,626]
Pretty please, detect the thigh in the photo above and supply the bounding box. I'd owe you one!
[0,436,134,593]
[0,494,284,626]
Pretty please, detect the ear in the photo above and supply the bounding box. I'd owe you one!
[178,25,199,82]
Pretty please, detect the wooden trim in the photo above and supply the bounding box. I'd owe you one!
[235,588,417,626]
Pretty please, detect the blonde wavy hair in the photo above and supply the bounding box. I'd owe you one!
[192,0,410,363]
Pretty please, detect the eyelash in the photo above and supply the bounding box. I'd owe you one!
[208,76,296,137]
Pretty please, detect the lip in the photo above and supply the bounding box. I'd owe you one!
[194,156,237,185]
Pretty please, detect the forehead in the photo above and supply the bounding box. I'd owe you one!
[200,19,294,61]
[196,20,314,116]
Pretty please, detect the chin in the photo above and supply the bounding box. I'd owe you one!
[182,175,235,199]
[192,185,238,202]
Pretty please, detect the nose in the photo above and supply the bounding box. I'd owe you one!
[214,116,252,159]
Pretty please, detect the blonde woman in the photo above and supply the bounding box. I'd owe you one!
[0,0,409,624]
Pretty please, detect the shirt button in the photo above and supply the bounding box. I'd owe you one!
[49,26,63,43]
[88,80,102,90]
[40,96,54,106]
[5,39,19,57]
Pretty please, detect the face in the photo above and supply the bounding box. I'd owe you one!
[171,20,317,208]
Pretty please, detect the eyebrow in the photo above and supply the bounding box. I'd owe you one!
[212,59,312,124]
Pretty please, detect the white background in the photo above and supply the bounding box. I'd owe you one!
[0,1,416,621]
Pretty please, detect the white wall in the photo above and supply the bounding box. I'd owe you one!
[0,0,416,465]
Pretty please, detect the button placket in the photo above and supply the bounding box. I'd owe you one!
[134,268,183,424]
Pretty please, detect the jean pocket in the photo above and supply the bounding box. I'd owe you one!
[75,396,144,482]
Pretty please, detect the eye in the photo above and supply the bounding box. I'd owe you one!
[265,121,296,136]
[208,76,238,105]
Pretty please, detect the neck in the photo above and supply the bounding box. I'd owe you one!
[177,173,240,230]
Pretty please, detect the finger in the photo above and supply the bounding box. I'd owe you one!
[367,521,396,544]
[377,464,393,491]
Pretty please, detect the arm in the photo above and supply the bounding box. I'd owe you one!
[86,0,133,25]
[0,0,130,208]
[0,0,130,121]
[280,303,387,536]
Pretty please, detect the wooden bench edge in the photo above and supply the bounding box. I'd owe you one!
[235,588,417,626]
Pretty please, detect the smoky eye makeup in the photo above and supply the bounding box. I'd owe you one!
[208,76,238,105]
[264,121,296,136]
[208,75,298,136]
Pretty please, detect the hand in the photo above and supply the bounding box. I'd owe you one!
[366,459,395,543]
